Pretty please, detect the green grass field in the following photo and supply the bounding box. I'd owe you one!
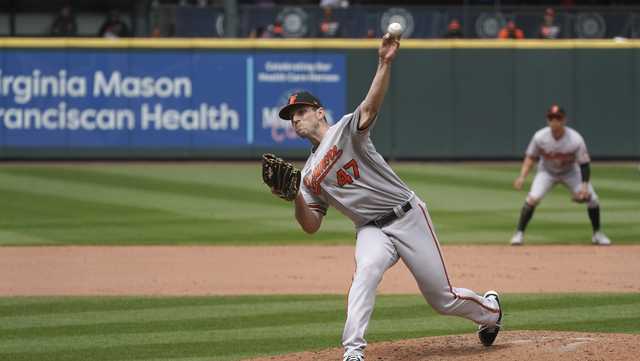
[0,162,637,245]
[0,294,639,361]
[0,162,638,360]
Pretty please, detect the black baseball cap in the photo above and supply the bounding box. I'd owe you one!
[546,104,566,118]
[278,91,323,120]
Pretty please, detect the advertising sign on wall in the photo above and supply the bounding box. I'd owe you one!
[0,50,345,150]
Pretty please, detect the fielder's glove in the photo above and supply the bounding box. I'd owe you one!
[261,153,301,201]
[571,194,592,203]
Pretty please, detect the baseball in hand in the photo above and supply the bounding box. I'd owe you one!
[387,22,403,37]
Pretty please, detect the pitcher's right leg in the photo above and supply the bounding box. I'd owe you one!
[342,226,398,356]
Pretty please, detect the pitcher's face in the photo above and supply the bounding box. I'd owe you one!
[291,106,324,138]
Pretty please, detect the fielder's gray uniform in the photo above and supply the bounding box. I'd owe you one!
[300,107,501,355]
[526,126,598,205]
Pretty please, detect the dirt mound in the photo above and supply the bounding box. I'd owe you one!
[246,331,640,361]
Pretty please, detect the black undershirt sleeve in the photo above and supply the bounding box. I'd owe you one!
[580,162,591,183]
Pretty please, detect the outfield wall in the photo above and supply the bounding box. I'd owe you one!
[0,38,638,159]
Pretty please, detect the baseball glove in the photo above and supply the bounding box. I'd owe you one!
[262,153,301,201]
[571,194,592,203]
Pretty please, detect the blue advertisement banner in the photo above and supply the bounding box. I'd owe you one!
[0,50,345,150]
[252,53,346,148]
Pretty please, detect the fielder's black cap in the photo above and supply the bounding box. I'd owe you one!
[278,91,323,120]
[546,104,566,118]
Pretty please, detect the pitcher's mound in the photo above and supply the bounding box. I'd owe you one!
[246,331,640,361]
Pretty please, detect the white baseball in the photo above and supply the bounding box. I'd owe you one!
[387,22,403,37]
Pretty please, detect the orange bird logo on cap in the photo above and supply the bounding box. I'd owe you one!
[289,95,297,104]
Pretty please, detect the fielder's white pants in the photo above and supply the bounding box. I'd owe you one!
[342,197,501,355]
[528,168,598,205]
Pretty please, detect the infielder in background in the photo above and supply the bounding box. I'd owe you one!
[276,33,502,361]
[510,105,612,246]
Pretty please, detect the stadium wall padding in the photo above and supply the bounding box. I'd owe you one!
[0,38,637,159]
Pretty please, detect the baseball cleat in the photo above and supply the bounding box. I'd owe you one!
[510,231,524,246]
[592,231,611,245]
[478,290,502,347]
[343,352,364,361]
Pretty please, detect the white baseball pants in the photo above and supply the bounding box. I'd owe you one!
[342,196,501,355]
[528,168,598,204]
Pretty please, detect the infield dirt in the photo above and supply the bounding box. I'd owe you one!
[1,245,639,295]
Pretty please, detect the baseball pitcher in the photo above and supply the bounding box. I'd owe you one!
[510,105,612,246]
[263,33,502,361]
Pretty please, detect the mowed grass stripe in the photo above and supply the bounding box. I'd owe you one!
[0,309,347,339]
[133,357,249,361]
[0,294,638,361]
[0,188,175,228]
[0,185,290,245]
[0,170,320,244]
[0,166,279,207]
[0,299,346,329]
[91,163,273,190]
[0,321,347,354]
[0,295,321,315]
[452,163,638,183]
[1,336,335,361]
[0,172,260,221]
[591,165,640,181]
[398,168,640,201]
[400,163,640,195]
[2,304,637,354]
[0,167,304,222]
[5,293,639,339]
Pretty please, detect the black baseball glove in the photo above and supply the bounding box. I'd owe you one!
[261,153,301,201]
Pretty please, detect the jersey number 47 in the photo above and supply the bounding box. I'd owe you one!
[337,159,360,187]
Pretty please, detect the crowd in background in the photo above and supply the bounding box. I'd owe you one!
[12,0,637,39]
[247,2,567,40]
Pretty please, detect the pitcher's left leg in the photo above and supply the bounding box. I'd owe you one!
[387,198,500,327]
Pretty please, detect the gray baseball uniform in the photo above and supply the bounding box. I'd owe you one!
[300,107,501,355]
[525,126,597,203]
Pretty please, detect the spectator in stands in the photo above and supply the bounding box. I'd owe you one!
[270,21,284,38]
[50,4,77,37]
[98,10,130,38]
[249,26,266,38]
[498,20,524,39]
[319,7,341,37]
[366,28,375,38]
[255,21,283,38]
[538,8,560,39]
[444,19,463,38]
[150,25,162,37]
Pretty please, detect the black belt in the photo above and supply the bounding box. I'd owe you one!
[366,201,412,228]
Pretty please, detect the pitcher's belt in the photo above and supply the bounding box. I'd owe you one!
[366,201,412,228]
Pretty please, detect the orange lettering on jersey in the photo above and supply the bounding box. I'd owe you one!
[541,151,575,161]
[304,145,343,195]
[540,151,576,166]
